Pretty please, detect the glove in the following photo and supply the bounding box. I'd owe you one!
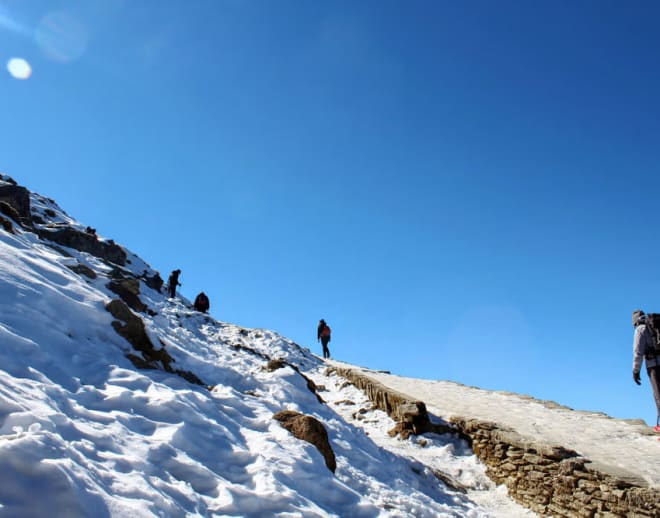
[633,371,641,385]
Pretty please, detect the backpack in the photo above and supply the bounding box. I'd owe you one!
[642,313,660,359]
[321,326,331,338]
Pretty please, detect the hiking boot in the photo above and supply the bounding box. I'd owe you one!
[653,425,660,433]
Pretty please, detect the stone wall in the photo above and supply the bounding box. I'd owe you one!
[328,367,660,517]
[327,367,454,437]
[451,417,659,517]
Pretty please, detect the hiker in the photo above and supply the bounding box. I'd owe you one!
[167,269,181,298]
[317,319,331,359]
[194,291,210,313]
[631,310,660,431]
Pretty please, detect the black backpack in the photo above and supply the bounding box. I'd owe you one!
[642,313,660,359]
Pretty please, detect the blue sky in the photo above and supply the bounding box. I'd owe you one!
[2,0,660,424]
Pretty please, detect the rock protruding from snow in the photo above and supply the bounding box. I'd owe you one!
[264,358,287,372]
[273,410,337,473]
[0,183,32,226]
[0,201,22,227]
[66,262,97,279]
[36,226,127,266]
[107,278,148,313]
[106,299,172,368]
[0,212,15,234]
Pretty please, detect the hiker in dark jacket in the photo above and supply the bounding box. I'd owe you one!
[632,310,660,431]
[167,269,181,298]
[317,319,331,359]
[194,292,210,313]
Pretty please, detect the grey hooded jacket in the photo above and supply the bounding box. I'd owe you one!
[633,323,659,372]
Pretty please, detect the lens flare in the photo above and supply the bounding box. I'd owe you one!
[6,58,32,79]
[36,11,88,63]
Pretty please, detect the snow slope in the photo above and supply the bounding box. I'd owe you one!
[0,176,534,516]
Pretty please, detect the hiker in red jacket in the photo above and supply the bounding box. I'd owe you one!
[317,319,331,359]
[193,292,210,313]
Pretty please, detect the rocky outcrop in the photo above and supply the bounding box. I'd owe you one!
[450,417,660,517]
[0,183,32,226]
[36,226,127,266]
[142,272,163,293]
[106,299,171,368]
[326,367,454,439]
[0,179,126,268]
[107,278,148,313]
[0,214,14,234]
[105,299,206,387]
[0,201,22,225]
[273,410,336,473]
[264,358,287,372]
[66,263,97,279]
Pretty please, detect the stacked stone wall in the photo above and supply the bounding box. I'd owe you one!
[326,366,453,437]
[451,417,659,517]
[328,367,419,420]
[328,367,660,517]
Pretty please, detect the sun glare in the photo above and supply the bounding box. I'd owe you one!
[6,58,32,79]
[36,11,88,63]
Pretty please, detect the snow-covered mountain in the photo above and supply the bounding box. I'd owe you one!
[2,175,657,518]
[0,175,537,517]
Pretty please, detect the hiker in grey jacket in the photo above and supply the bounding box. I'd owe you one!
[632,310,660,429]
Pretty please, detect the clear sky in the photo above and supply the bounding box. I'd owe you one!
[2,0,660,425]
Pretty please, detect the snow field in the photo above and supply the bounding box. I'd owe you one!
[0,186,537,516]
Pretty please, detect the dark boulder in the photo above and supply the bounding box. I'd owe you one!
[37,226,127,266]
[273,410,336,473]
[0,215,13,234]
[105,299,172,369]
[0,184,31,226]
[0,201,22,225]
[264,358,287,372]
[143,272,164,293]
[107,278,147,313]
[67,263,97,279]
